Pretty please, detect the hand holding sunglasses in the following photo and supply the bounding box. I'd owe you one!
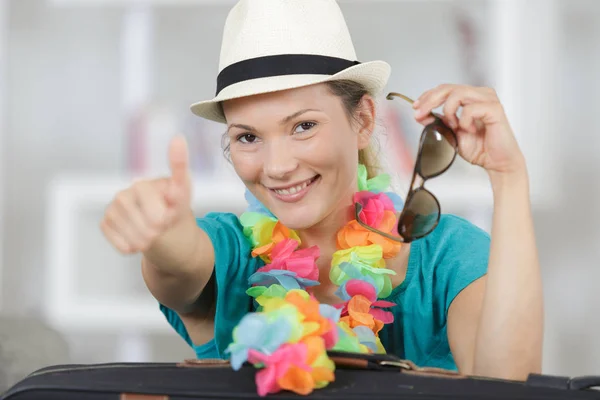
[412,84,525,177]
[356,83,527,243]
[355,91,458,243]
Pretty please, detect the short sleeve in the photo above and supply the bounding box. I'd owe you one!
[428,215,490,323]
[159,212,263,359]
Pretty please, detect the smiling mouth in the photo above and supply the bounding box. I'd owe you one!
[271,176,317,195]
[267,175,320,202]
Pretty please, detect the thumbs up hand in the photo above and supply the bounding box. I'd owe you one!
[101,135,195,255]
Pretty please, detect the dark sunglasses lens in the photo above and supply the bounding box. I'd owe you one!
[397,189,440,239]
[418,122,457,179]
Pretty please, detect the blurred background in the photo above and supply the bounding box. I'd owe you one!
[0,0,599,391]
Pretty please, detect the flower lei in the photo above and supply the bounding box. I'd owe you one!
[225,165,404,397]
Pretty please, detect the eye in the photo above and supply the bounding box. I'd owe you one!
[294,122,317,134]
[236,133,258,144]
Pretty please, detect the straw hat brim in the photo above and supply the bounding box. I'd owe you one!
[189,60,391,124]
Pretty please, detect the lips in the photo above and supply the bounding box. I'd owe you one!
[268,175,320,203]
[272,176,317,195]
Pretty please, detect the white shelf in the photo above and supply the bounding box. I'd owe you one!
[45,172,248,208]
[42,172,492,333]
[43,173,248,333]
[46,171,495,209]
[47,172,495,213]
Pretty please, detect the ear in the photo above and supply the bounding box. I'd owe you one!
[356,95,376,150]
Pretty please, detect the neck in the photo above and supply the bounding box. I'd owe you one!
[297,203,354,253]
[295,195,355,304]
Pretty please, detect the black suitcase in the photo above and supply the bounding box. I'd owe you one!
[2,351,600,400]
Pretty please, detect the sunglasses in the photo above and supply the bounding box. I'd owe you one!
[355,92,458,243]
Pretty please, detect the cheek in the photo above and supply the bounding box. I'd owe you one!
[230,149,262,184]
[301,125,359,167]
[302,124,358,159]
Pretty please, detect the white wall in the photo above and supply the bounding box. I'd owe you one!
[0,0,8,311]
[538,0,600,376]
[0,0,6,312]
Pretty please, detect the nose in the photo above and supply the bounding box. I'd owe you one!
[263,137,298,180]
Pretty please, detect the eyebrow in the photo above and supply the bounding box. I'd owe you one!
[227,108,321,133]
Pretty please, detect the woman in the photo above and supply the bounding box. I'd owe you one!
[100,0,543,385]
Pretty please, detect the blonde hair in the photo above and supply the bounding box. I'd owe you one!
[326,80,381,179]
[358,144,381,180]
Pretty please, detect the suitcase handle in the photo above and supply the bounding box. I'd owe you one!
[121,394,169,400]
[569,376,600,391]
[526,373,600,391]
[327,350,463,379]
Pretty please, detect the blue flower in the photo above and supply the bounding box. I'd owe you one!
[248,270,320,291]
[225,313,293,370]
[333,262,379,301]
[319,304,342,323]
[244,189,275,217]
[384,191,404,210]
[353,326,379,352]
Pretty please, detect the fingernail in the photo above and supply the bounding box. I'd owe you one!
[414,108,424,118]
[412,100,420,109]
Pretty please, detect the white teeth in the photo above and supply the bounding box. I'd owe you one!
[274,179,312,196]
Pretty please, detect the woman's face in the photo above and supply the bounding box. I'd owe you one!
[222,83,373,230]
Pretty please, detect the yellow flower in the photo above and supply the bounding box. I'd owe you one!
[243,214,301,263]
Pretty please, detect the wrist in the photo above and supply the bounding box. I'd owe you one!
[488,167,530,202]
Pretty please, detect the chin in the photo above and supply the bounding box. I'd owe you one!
[278,218,318,232]
[270,206,322,231]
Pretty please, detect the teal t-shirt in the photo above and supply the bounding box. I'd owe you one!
[160,212,489,369]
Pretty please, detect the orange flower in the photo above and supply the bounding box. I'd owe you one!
[278,336,335,395]
[277,365,314,395]
[285,291,336,339]
[336,216,402,258]
[339,295,384,335]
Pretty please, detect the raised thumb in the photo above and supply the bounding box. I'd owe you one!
[168,135,190,188]
[165,135,192,206]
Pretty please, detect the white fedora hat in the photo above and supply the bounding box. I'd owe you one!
[190,0,391,124]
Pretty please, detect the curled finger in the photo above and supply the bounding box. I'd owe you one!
[415,84,493,123]
[100,219,132,254]
[442,92,462,130]
[458,102,503,134]
[133,180,170,231]
[110,192,153,251]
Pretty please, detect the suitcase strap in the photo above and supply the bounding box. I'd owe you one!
[177,351,463,379]
[176,353,600,389]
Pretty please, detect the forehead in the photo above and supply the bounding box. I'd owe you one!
[222,83,339,121]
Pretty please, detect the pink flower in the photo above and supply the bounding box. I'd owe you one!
[247,343,310,397]
[353,191,395,229]
[321,323,339,349]
[257,238,320,281]
[334,279,396,324]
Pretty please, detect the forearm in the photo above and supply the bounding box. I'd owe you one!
[473,168,544,379]
[141,211,216,312]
